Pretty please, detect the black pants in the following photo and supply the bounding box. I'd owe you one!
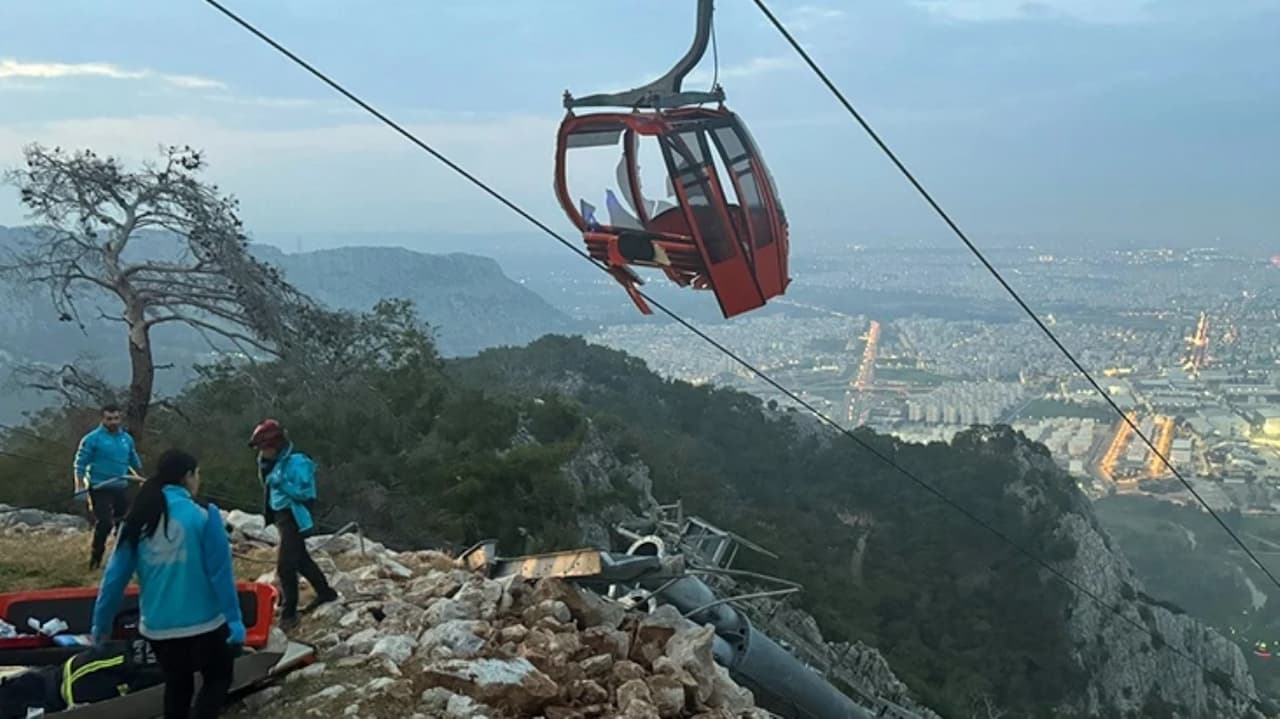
[148,624,235,719]
[87,486,128,564]
[275,509,333,616]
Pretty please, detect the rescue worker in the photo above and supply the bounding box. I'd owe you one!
[90,449,244,719]
[249,419,338,629]
[74,403,143,569]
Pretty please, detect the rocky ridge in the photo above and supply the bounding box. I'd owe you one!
[225,509,772,718]
[0,503,771,717]
[976,428,1265,718]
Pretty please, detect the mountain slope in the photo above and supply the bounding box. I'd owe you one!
[452,335,1264,718]
[253,244,579,357]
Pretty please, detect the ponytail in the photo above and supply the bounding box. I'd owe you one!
[119,449,199,548]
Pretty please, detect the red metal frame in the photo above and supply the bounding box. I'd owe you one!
[0,581,278,649]
[554,106,790,319]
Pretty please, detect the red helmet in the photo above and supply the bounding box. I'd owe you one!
[248,419,286,450]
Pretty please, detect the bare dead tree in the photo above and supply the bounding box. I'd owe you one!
[9,362,119,410]
[1,143,316,434]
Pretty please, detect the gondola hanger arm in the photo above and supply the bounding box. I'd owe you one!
[564,0,725,110]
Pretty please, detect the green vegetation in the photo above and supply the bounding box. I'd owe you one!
[455,336,1090,716]
[3,317,1113,717]
[0,301,614,557]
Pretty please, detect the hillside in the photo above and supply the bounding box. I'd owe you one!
[0,318,1266,718]
[452,336,1266,718]
[0,505,771,717]
[0,225,578,423]
[251,244,580,356]
[1096,495,1280,701]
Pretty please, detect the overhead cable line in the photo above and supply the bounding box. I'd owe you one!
[749,0,1280,594]
[201,1,1264,706]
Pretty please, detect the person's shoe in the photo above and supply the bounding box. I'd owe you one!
[302,589,339,614]
[278,613,300,631]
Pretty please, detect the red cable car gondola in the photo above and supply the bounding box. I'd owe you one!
[554,0,790,319]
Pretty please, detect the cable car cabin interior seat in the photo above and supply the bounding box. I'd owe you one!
[555,107,790,319]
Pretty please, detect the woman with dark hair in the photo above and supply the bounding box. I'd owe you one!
[90,449,244,719]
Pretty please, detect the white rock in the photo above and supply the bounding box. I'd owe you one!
[327,571,358,599]
[420,657,557,712]
[338,608,367,629]
[344,627,381,654]
[363,677,399,693]
[418,619,489,660]
[447,693,492,718]
[424,597,475,624]
[226,509,265,533]
[419,687,458,713]
[370,634,418,665]
[377,554,414,580]
[453,577,505,620]
[311,599,347,623]
[285,661,327,683]
[351,564,382,582]
[308,685,347,703]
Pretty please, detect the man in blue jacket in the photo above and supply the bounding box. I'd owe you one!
[74,404,143,569]
[249,419,338,629]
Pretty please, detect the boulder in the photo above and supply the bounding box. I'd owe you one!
[421,656,558,712]
[523,599,572,627]
[582,625,631,662]
[370,634,418,665]
[454,576,507,620]
[532,577,626,630]
[645,674,687,718]
[344,627,381,654]
[376,554,414,580]
[418,619,490,660]
[425,597,476,624]
[617,677,654,708]
[406,570,465,604]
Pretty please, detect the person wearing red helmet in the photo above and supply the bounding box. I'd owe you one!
[248,419,338,629]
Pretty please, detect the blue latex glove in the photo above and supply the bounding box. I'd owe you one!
[227,620,246,647]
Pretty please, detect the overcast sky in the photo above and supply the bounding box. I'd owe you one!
[1,0,1276,255]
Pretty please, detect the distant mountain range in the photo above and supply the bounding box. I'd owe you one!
[0,225,581,421]
[252,243,580,356]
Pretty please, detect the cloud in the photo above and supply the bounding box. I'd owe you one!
[783,4,848,31]
[199,94,319,110]
[0,58,324,116]
[910,0,1152,24]
[165,74,227,90]
[687,56,799,85]
[0,59,226,91]
[0,112,566,234]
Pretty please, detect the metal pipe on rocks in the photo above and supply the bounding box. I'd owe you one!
[624,537,875,719]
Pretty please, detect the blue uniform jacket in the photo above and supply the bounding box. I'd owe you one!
[259,444,317,533]
[91,486,244,644]
[74,425,142,487]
